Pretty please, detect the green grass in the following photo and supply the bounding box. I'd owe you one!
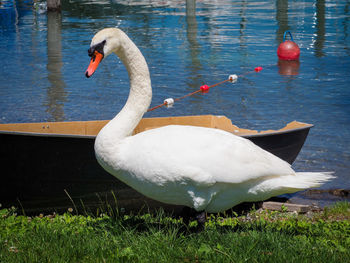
[1,202,349,262]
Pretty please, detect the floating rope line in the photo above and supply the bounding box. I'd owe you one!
[147,66,266,112]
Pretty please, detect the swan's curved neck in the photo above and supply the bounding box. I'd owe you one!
[98,31,152,144]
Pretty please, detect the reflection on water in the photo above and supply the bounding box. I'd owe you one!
[0,0,349,192]
[315,0,325,57]
[277,59,300,76]
[186,0,202,91]
[46,11,67,121]
[276,0,289,44]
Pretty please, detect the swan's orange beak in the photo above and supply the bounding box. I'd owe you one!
[85,51,104,78]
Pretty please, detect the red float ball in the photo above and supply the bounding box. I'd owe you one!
[277,40,300,61]
[254,66,263,72]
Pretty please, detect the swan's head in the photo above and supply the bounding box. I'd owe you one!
[85,28,124,78]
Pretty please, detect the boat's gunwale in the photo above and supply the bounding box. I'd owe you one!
[241,123,314,138]
[0,123,313,139]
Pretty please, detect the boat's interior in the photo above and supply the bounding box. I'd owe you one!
[0,115,312,136]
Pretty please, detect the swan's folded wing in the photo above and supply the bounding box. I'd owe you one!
[117,125,295,186]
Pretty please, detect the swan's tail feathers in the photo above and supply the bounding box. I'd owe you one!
[272,172,336,195]
[292,172,335,189]
[249,172,335,197]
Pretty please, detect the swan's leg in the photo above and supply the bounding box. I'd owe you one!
[180,206,193,225]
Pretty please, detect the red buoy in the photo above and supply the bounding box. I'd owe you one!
[200,84,210,93]
[254,66,263,72]
[277,31,300,61]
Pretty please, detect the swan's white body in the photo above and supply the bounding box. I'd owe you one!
[87,28,333,213]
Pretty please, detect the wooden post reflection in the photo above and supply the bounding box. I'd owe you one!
[185,0,202,90]
[315,0,325,57]
[46,11,67,121]
[238,0,248,64]
[276,0,289,44]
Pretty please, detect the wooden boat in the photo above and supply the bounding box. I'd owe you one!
[0,115,313,214]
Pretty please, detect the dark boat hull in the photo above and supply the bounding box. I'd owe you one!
[0,124,311,214]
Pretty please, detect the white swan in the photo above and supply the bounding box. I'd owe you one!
[85,28,333,213]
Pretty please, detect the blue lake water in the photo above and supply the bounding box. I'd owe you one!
[1,0,349,195]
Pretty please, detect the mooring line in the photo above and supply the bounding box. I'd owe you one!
[147,65,270,112]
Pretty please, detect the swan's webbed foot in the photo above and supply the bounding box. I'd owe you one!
[196,211,206,225]
[180,207,206,230]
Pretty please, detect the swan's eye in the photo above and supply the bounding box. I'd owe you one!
[88,47,95,57]
[88,40,106,57]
